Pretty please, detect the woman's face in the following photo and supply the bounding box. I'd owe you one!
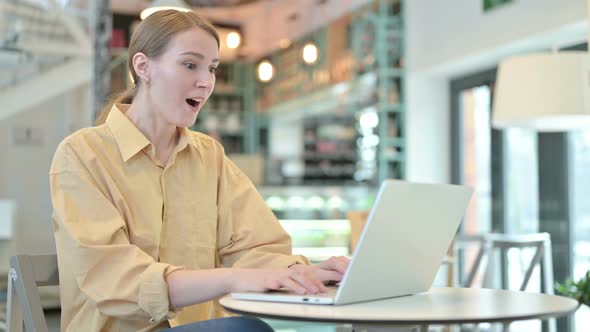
[146,27,219,128]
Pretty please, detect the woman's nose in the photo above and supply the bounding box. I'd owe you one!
[195,71,213,88]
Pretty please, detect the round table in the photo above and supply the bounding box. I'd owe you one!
[220,287,578,331]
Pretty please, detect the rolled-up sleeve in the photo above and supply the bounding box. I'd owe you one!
[216,154,309,268]
[50,142,183,322]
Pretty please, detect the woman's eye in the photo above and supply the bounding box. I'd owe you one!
[184,63,197,70]
[209,67,217,73]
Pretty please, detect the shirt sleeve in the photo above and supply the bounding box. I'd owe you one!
[216,153,309,268]
[50,141,183,322]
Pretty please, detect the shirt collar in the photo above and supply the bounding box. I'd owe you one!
[105,104,151,162]
[176,126,192,153]
[105,104,199,163]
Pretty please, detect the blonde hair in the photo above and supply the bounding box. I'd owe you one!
[95,10,220,125]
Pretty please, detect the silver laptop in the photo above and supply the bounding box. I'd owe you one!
[231,179,473,305]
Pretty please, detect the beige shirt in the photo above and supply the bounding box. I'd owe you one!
[49,105,308,332]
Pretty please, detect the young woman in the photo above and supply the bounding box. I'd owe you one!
[50,10,348,332]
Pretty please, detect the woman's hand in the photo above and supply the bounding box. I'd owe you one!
[229,256,350,295]
[293,256,350,285]
[166,256,351,308]
[229,267,328,295]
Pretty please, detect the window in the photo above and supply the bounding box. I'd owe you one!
[571,130,590,330]
[460,85,493,235]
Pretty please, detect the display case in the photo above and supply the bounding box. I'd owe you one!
[279,219,350,263]
[258,185,378,262]
[303,115,357,183]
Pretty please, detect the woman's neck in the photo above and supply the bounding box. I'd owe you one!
[126,93,179,159]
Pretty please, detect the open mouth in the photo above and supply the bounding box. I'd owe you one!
[185,98,201,108]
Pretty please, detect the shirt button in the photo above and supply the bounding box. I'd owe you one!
[149,318,156,323]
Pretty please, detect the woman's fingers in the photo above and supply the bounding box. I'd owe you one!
[293,270,327,293]
[278,276,308,295]
[315,269,344,283]
[252,265,346,295]
[336,256,350,265]
[273,267,331,294]
[289,267,328,293]
[318,256,350,274]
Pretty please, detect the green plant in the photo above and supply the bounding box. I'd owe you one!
[555,270,590,307]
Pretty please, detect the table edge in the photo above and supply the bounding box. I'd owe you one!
[220,296,579,325]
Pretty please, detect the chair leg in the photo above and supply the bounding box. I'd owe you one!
[10,255,51,332]
[7,268,23,332]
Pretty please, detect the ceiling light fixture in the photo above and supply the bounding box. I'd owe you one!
[491,3,590,131]
[226,31,241,49]
[301,0,323,66]
[257,0,275,83]
[257,60,274,83]
[302,41,319,65]
[492,52,590,131]
[140,0,192,20]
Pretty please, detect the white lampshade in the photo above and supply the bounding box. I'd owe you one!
[140,0,192,20]
[492,52,590,131]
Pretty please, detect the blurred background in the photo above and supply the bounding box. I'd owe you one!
[1,0,589,331]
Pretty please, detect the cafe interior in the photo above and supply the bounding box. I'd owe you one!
[0,0,589,331]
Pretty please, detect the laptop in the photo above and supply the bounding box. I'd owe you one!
[231,179,473,305]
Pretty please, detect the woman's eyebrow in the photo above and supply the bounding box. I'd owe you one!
[180,51,219,64]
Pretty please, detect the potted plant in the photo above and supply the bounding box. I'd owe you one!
[555,270,590,308]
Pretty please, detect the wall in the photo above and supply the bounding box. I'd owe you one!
[0,84,90,256]
[405,75,450,183]
[407,0,587,75]
[404,0,587,183]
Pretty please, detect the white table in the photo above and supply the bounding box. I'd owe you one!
[220,287,579,332]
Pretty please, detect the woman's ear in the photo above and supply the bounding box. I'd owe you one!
[132,52,151,84]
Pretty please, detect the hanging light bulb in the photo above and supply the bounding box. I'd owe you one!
[226,31,241,49]
[257,60,274,83]
[302,41,319,65]
[140,0,192,20]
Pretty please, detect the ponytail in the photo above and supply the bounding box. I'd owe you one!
[94,86,137,125]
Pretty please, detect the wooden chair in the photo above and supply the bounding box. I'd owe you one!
[6,254,59,332]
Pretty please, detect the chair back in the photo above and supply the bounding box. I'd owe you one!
[455,233,553,293]
[454,233,555,332]
[452,234,487,287]
[7,254,59,332]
